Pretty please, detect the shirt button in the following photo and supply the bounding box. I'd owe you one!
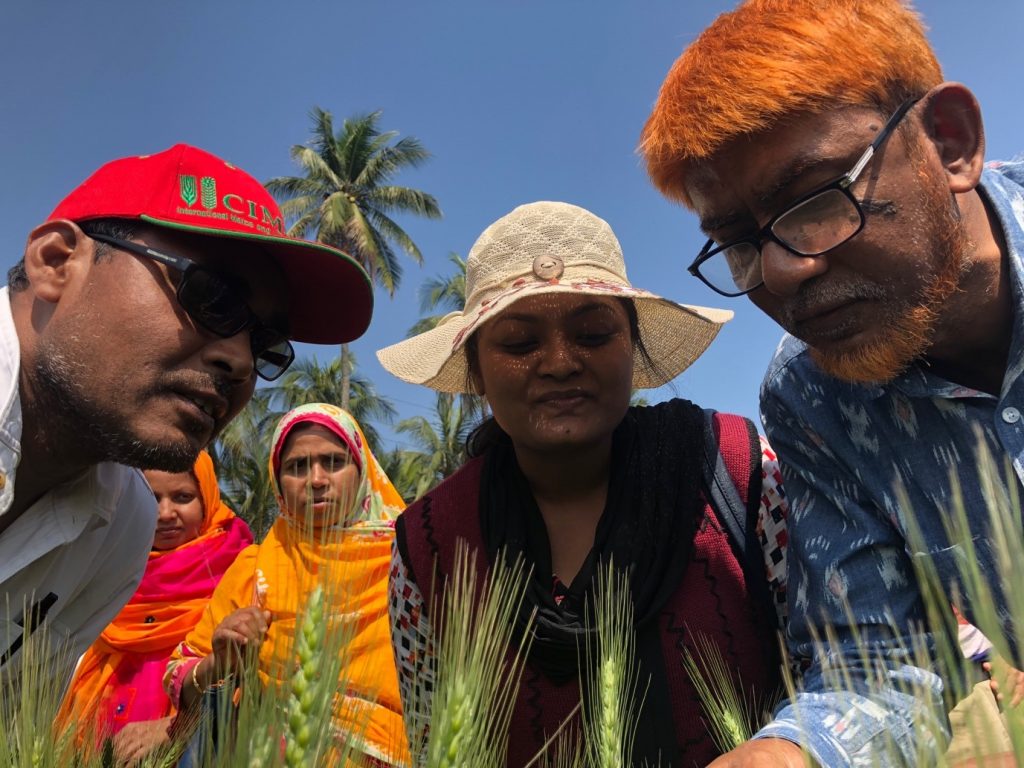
[144,616,156,624]
[0,473,7,490]
[1003,407,1021,424]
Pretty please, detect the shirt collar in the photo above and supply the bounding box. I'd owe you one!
[0,288,22,519]
[0,287,117,525]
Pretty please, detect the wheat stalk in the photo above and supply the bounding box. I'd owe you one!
[421,542,533,768]
[584,559,645,768]
[2,435,1021,767]
[283,583,323,766]
[682,633,755,753]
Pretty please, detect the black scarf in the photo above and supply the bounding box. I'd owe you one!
[480,399,707,767]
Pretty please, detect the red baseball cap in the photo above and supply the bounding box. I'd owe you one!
[47,143,373,344]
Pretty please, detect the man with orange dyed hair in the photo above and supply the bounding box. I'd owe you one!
[642,1,1021,766]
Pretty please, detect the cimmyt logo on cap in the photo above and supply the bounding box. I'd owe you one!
[175,171,285,236]
[179,175,219,212]
[179,174,198,207]
[200,177,217,210]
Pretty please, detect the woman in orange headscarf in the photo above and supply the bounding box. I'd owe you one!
[165,403,409,767]
[58,450,253,761]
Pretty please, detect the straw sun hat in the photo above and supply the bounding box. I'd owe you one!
[376,201,733,393]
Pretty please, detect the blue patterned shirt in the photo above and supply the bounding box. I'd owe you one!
[754,161,1024,766]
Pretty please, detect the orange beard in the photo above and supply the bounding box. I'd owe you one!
[810,180,970,384]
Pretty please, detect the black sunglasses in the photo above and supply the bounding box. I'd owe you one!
[88,233,295,380]
[688,97,921,297]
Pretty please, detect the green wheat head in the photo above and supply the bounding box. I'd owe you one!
[682,633,761,754]
[10,433,1024,767]
[420,542,533,768]
[583,559,645,768]
[284,584,324,766]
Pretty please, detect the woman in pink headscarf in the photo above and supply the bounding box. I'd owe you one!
[59,450,252,763]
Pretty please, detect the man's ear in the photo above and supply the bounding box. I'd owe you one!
[919,82,985,194]
[23,220,92,303]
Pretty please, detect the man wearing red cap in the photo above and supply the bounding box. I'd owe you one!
[0,144,373,687]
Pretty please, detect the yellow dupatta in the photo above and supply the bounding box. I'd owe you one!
[177,404,409,766]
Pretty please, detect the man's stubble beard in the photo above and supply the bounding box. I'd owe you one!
[30,336,198,472]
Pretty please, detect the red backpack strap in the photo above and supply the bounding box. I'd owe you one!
[701,409,770,615]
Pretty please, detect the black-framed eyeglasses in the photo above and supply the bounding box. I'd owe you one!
[688,97,921,298]
[88,233,295,380]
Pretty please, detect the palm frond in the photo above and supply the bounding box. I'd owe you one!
[282,208,319,239]
[353,216,402,294]
[368,185,442,219]
[417,252,466,313]
[338,111,383,181]
[263,175,323,201]
[366,208,425,265]
[307,106,337,157]
[356,138,434,187]
[288,145,345,192]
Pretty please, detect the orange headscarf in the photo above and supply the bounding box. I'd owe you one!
[59,451,252,738]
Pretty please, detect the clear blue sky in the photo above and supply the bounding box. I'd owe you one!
[3,1,1022,451]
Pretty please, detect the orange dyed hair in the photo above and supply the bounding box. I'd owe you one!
[640,0,942,206]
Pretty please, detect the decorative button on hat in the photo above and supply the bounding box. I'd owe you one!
[532,255,564,280]
[377,201,733,393]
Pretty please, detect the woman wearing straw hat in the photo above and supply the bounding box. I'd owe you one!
[378,201,788,767]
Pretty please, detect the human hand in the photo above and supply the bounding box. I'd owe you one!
[984,659,1024,708]
[706,738,810,767]
[111,716,172,766]
[210,606,271,677]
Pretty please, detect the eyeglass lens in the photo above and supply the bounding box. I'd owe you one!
[250,328,295,380]
[772,188,863,256]
[178,270,294,379]
[86,233,294,379]
[177,269,250,337]
[704,187,863,294]
[702,243,762,296]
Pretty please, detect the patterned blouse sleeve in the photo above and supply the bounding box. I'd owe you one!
[388,538,434,765]
[757,436,790,630]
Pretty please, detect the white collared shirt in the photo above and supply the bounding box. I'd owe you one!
[0,288,155,690]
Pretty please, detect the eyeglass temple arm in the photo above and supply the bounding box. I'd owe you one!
[138,246,188,270]
[842,97,920,188]
[90,233,192,272]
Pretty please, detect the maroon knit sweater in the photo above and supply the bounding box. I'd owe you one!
[398,423,779,767]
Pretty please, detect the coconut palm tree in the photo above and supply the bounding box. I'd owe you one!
[395,392,473,499]
[378,448,433,503]
[406,252,488,425]
[407,252,467,337]
[265,107,442,408]
[210,389,279,537]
